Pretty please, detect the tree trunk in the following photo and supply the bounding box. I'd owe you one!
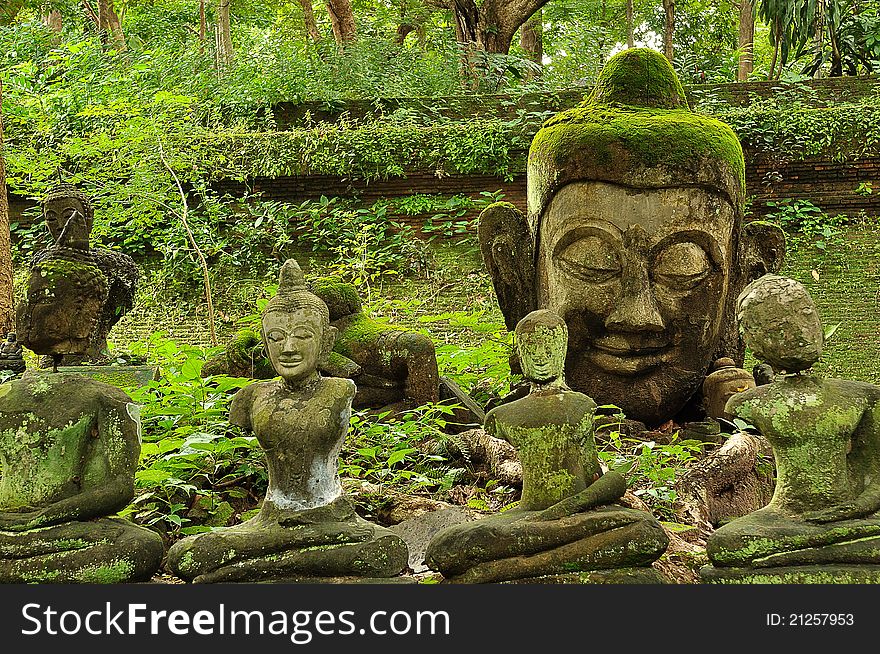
[216,0,234,70]
[43,10,62,33]
[199,0,207,53]
[737,0,755,81]
[626,0,634,48]
[326,0,356,45]
[97,0,126,50]
[520,11,543,64]
[769,24,780,79]
[297,0,321,41]
[813,0,825,78]
[0,80,13,334]
[662,0,675,63]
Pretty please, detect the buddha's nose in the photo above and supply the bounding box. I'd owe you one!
[605,259,665,333]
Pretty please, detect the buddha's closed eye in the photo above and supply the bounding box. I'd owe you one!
[556,235,621,283]
[652,241,712,290]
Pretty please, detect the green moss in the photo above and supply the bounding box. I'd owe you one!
[334,313,404,358]
[532,105,745,190]
[75,559,136,583]
[312,277,363,320]
[38,258,107,288]
[587,48,687,109]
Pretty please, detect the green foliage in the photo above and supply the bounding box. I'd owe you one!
[598,408,704,520]
[341,404,465,494]
[122,333,265,536]
[764,198,847,254]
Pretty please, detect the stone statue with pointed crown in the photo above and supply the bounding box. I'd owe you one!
[168,259,408,583]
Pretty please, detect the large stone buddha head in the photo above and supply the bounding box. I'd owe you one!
[479,48,784,425]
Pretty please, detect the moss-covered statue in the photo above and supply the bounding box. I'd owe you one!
[702,275,880,584]
[0,373,164,582]
[203,276,439,411]
[478,48,784,426]
[168,260,408,583]
[424,310,668,583]
[16,184,138,368]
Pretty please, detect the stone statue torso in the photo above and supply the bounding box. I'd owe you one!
[0,374,135,510]
[729,376,880,514]
[485,387,600,511]
[230,376,356,512]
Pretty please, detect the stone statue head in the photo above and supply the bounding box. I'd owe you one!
[515,309,568,384]
[261,259,337,387]
[480,48,784,425]
[42,184,94,247]
[737,274,822,373]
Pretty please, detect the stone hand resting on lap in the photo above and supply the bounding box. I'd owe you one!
[168,260,408,583]
[425,310,668,584]
[0,373,163,583]
[703,275,880,583]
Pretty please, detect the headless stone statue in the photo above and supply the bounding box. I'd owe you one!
[0,333,25,375]
[702,274,880,583]
[0,373,163,582]
[425,310,668,583]
[167,259,408,583]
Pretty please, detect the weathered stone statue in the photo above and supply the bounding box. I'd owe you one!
[0,373,164,582]
[702,274,880,583]
[168,260,408,583]
[0,333,25,375]
[424,310,668,583]
[203,276,440,412]
[479,48,784,426]
[312,276,439,410]
[16,184,138,367]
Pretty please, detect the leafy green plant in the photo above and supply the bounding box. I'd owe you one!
[598,415,704,521]
[341,403,466,495]
[121,333,265,537]
[765,198,847,253]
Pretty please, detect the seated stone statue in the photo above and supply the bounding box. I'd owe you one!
[0,373,163,582]
[17,184,138,368]
[0,333,25,375]
[168,259,408,583]
[702,274,880,583]
[424,310,668,583]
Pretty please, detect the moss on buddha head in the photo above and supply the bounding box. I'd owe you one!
[527,47,745,229]
[586,47,688,109]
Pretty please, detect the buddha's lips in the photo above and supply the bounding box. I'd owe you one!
[277,356,304,365]
[585,337,673,376]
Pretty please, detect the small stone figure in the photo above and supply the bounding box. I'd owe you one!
[0,373,164,582]
[168,260,408,583]
[0,333,25,374]
[425,310,668,583]
[16,184,138,367]
[478,48,784,426]
[702,275,880,583]
[203,276,441,412]
[701,357,756,421]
